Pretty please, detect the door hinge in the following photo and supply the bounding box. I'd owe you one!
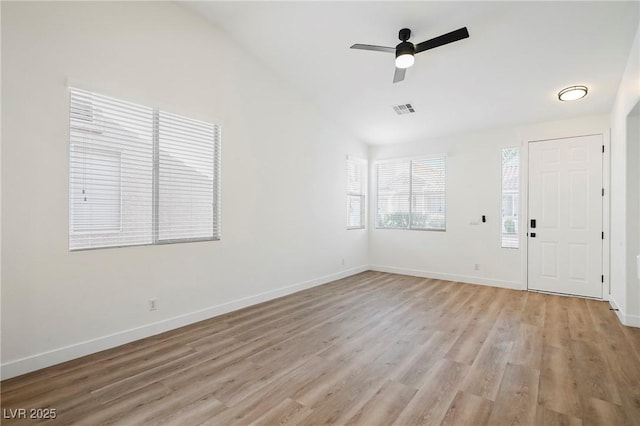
[602,145,605,153]
[602,231,605,239]
[602,188,605,196]
[601,275,604,283]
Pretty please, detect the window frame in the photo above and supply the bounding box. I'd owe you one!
[154,110,221,245]
[500,147,520,249]
[68,87,221,251]
[375,156,446,231]
[346,156,367,230]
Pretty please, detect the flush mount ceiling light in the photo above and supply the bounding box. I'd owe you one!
[558,85,588,102]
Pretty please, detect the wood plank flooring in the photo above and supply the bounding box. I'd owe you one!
[1,271,639,425]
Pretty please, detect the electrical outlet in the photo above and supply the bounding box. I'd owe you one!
[474,263,480,271]
[149,298,157,311]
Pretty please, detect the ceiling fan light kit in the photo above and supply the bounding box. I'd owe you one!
[395,29,416,69]
[558,85,588,101]
[351,26,470,83]
[395,43,415,68]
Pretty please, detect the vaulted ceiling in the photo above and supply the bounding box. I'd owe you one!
[184,1,639,145]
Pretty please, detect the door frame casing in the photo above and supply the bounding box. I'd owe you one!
[520,131,610,300]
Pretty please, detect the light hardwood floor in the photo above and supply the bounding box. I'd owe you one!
[2,271,640,425]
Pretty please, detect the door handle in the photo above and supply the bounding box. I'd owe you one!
[530,219,536,228]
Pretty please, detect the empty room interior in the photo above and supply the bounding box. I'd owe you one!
[2,1,640,425]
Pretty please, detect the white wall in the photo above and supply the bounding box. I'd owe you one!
[369,115,610,291]
[369,128,522,288]
[626,106,640,322]
[609,22,640,327]
[0,0,3,370]
[0,1,368,378]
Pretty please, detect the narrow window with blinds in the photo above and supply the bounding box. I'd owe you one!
[376,157,445,230]
[501,147,520,248]
[69,88,221,250]
[347,156,366,229]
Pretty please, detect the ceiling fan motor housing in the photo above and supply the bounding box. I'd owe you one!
[396,41,415,59]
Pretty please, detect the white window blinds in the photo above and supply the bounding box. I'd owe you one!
[69,88,220,251]
[347,156,366,229]
[70,89,154,249]
[376,157,445,230]
[158,111,220,242]
[70,146,123,233]
[501,148,519,248]
[376,160,410,229]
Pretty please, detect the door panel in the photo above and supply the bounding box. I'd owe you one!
[569,170,587,228]
[540,242,559,278]
[541,171,559,227]
[528,135,603,298]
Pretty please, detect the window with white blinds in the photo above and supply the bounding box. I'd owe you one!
[501,148,519,248]
[376,157,446,231]
[347,156,366,229]
[158,111,219,243]
[69,88,220,250]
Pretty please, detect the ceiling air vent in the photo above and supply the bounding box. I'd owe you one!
[393,103,416,115]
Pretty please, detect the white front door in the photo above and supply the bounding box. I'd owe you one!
[528,135,603,298]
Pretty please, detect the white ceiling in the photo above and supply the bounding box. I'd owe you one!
[184,1,639,145]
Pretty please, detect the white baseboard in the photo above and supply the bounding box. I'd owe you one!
[0,265,369,380]
[608,296,640,328]
[626,314,640,327]
[370,265,522,290]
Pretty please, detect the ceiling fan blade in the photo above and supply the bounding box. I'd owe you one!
[415,27,469,53]
[350,44,395,53]
[393,67,406,83]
